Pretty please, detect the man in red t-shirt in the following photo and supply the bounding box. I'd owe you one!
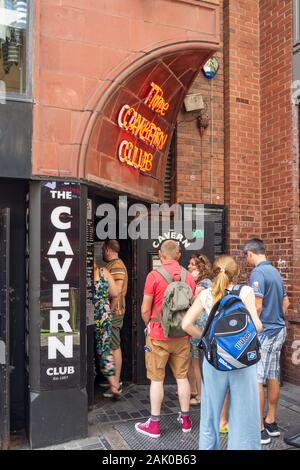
[135,240,196,438]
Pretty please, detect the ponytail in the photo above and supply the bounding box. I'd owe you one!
[211,255,239,303]
[212,270,229,303]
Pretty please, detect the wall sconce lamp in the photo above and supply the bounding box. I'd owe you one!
[197,110,209,138]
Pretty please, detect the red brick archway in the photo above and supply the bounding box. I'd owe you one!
[80,43,216,202]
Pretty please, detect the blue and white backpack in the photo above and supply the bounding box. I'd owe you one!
[200,285,261,371]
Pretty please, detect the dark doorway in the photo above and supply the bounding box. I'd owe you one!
[0,208,10,450]
[134,204,226,384]
[86,193,134,405]
[0,179,27,434]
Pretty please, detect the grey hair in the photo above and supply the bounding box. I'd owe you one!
[243,238,265,255]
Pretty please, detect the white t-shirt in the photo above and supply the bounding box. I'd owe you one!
[199,285,253,316]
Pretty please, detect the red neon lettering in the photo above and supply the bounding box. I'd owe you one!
[117,105,168,151]
[144,82,170,116]
[140,153,153,172]
[118,140,154,173]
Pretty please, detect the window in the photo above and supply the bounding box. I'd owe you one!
[0,1,30,98]
[295,0,300,45]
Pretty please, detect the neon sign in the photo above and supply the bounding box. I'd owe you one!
[117,82,170,172]
[118,105,168,151]
[144,82,170,116]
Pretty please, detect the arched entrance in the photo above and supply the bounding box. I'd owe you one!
[80,43,217,202]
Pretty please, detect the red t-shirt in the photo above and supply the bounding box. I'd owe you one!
[143,260,196,340]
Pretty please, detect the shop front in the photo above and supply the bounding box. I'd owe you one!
[20,0,223,447]
[26,43,225,447]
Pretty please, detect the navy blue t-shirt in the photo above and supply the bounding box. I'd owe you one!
[249,260,287,337]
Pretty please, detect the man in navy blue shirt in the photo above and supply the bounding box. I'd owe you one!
[243,239,289,445]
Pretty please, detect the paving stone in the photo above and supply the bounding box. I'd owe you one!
[100,437,112,450]
[118,412,131,420]
[107,415,119,422]
[130,412,142,418]
[19,382,300,450]
[97,414,109,423]
[81,444,105,450]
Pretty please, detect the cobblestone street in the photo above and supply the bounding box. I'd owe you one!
[11,381,300,451]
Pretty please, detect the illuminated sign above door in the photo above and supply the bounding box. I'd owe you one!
[85,49,216,202]
[117,82,170,172]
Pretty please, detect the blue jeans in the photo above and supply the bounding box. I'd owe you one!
[199,358,261,450]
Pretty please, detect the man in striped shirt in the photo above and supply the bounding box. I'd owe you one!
[102,240,128,394]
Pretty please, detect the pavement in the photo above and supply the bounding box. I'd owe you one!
[12,380,300,451]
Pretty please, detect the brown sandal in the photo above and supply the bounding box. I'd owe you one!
[111,385,122,400]
[190,396,201,405]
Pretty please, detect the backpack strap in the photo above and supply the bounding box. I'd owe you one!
[155,266,175,284]
[151,306,161,323]
[180,267,187,282]
[230,284,244,297]
[199,297,221,341]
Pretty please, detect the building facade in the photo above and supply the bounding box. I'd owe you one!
[0,0,299,449]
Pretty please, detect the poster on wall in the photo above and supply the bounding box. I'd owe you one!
[40,181,81,389]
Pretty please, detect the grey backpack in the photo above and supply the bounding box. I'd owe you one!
[153,267,193,338]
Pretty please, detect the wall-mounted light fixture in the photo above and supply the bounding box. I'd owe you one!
[197,110,209,137]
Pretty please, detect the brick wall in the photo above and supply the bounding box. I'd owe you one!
[223,0,261,264]
[177,0,299,383]
[176,17,225,205]
[260,0,300,385]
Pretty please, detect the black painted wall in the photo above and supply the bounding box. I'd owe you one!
[0,179,27,430]
[0,101,32,178]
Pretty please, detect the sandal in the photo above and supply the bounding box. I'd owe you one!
[190,396,201,405]
[219,424,229,433]
[111,385,122,400]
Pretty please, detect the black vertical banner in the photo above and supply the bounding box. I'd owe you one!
[40,182,81,389]
[86,198,94,328]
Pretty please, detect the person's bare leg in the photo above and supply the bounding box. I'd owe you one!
[176,378,191,412]
[259,383,265,430]
[265,379,280,424]
[107,375,120,396]
[193,358,201,399]
[187,360,197,396]
[112,348,122,387]
[220,391,229,428]
[190,358,201,404]
[150,380,164,415]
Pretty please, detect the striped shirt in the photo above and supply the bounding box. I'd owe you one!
[106,258,128,315]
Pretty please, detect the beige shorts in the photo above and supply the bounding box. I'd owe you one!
[145,336,190,381]
[111,314,124,350]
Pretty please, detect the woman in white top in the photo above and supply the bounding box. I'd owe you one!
[182,255,262,450]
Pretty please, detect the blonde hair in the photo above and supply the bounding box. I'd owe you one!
[160,240,180,260]
[211,255,239,303]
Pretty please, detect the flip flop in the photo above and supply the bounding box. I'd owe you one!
[219,424,229,433]
[190,396,201,405]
